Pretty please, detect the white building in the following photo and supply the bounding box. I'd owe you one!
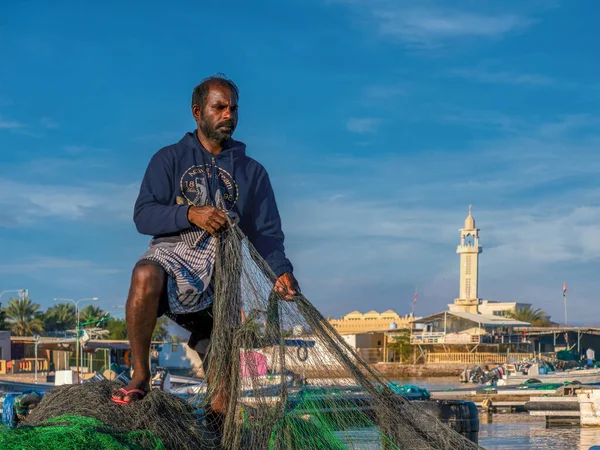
[158,342,203,372]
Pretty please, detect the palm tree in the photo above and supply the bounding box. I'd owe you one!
[79,305,106,326]
[106,318,128,340]
[5,297,44,336]
[44,303,76,332]
[507,305,551,327]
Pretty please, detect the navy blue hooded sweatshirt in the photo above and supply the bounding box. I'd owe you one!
[134,131,293,277]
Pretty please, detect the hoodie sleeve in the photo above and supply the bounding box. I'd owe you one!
[133,150,191,236]
[248,167,294,277]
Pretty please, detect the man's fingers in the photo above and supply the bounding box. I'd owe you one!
[211,215,228,227]
[275,286,296,301]
[203,223,218,236]
[208,219,223,230]
[211,209,227,224]
[275,283,288,298]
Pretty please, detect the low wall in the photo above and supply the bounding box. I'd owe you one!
[0,359,49,375]
[372,363,467,378]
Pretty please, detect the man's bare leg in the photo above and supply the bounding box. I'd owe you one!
[111,264,164,403]
[196,350,227,414]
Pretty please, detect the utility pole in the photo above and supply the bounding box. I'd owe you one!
[563,282,568,327]
[0,289,28,307]
[412,285,418,318]
[54,297,99,381]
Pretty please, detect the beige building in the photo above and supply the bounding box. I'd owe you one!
[328,310,413,334]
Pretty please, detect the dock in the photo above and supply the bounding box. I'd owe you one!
[431,386,559,412]
[430,383,600,425]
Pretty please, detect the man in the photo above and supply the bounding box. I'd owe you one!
[111,75,300,407]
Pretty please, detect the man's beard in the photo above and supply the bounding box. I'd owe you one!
[200,118,236,144]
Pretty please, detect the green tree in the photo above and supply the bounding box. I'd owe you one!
[79,305,106,326]
[5,297,44,336]
[152,317,170,341]
[387,330,412,363]
[106,318,128,340]
[43,303,76,332]
[507,305,552,327]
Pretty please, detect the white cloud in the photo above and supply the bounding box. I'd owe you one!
[364,84,408,100]
[64,145,87,154]
[0,116,25,129]
[329,1,536,48]
[346,117,381,133]
[376,10,532,45]
[0,257,121,275]
[0,178,138,226]
[40,117,59,129]
[446,67,555,86]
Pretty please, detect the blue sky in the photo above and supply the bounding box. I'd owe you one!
[1,0,599,325]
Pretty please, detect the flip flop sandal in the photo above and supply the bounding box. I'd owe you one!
[111,388,148,405]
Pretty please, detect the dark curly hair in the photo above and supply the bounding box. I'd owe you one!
[191,73,239,109]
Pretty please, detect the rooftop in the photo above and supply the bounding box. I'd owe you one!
[414,310,531,327]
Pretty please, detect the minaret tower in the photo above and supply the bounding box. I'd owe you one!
[451,206,482,313]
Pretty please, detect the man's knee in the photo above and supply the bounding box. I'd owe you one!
[129,264,165,303]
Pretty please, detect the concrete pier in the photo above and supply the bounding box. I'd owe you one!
[578,389,600,426]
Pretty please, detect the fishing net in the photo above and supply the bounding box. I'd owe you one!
[0,415,163,450]
[195,224,483,450]
[22,381,215,450]
[2,224,482,450]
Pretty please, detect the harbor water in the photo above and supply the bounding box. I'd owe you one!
[397,378,600,449]
[479,414,600,449]
[335,417,600,449]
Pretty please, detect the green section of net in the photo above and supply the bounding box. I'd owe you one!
[246,388,403,450]
[267,414,347,450]
[0,415,164,450]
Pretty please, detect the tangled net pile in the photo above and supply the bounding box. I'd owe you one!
[12,381,214,450]
[198,225,482,449]
[0,415,163,450]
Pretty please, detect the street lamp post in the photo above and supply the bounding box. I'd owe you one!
[54,297,99,382]
[0,289,28,307]
[34,334,40,384]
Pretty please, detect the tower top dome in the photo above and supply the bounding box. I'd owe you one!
[464,205,475,229]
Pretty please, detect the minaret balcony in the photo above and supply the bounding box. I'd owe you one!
[456,245,482,254]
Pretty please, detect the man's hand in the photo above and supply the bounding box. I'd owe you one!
[275,272,300,301]
[187,206,228,236]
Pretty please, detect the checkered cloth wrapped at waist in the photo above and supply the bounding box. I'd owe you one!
[139,226,216,314]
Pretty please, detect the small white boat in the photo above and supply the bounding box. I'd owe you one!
[462,362,600,386]
[498,363,600,386]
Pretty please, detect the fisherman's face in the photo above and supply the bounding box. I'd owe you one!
[197,85,238,143]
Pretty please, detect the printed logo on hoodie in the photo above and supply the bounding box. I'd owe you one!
[178,164,239,210]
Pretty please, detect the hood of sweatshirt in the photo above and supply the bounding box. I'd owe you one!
[133,130,294,276]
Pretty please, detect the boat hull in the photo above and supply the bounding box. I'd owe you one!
[499,369,600,386]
